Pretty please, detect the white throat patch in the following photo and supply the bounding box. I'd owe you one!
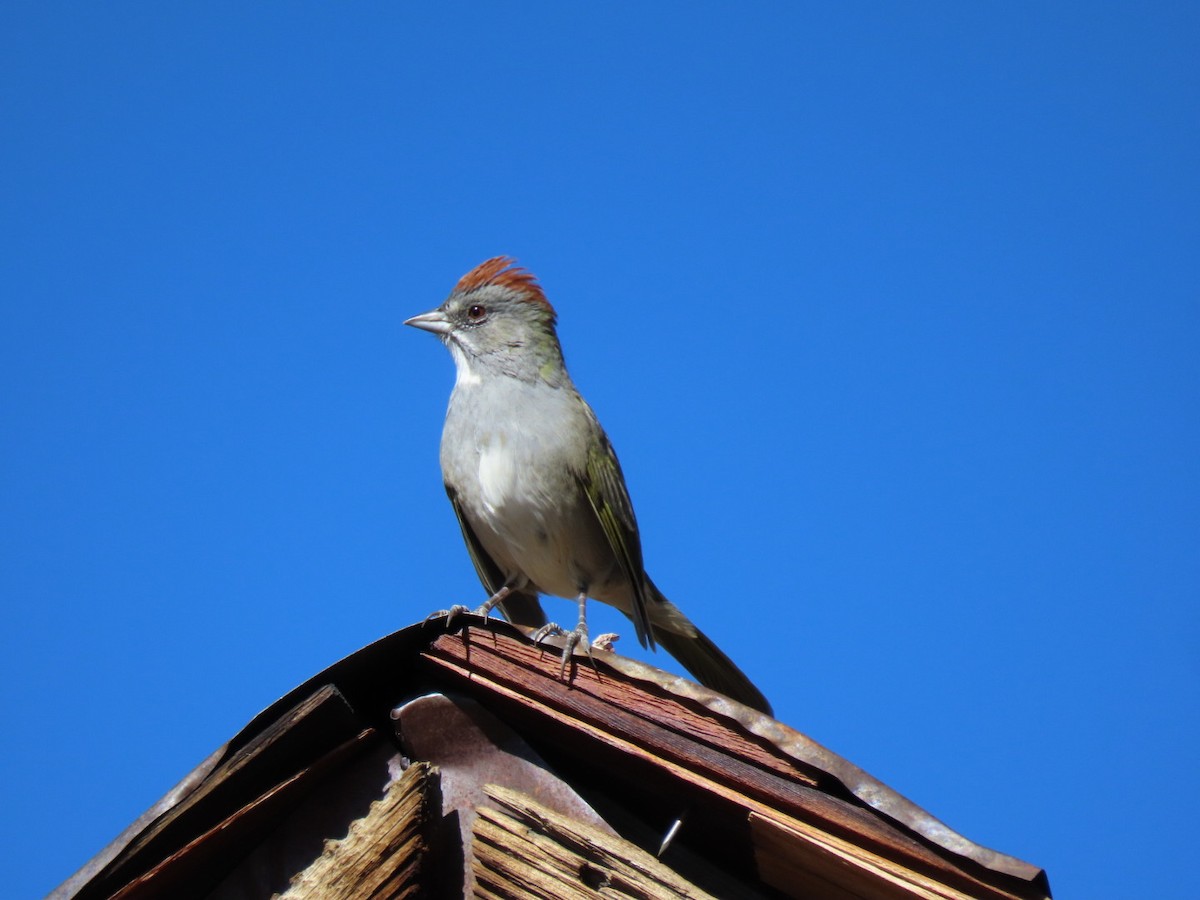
[448,341,482,387]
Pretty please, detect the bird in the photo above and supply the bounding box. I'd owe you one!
[405,257,772,714]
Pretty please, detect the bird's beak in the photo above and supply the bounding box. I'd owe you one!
[404,307,451,335]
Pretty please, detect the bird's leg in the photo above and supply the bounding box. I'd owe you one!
[574,590,591,647]
[427,585,512,628]
[532,591,594,678]
[474,584,512,618]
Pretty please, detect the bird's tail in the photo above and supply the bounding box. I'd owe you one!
[646,580,773,715]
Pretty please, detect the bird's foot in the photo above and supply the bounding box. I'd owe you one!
[531,622,564,643]
[426,586,511,630]
[532,622,594,678]
[424,603,494,630]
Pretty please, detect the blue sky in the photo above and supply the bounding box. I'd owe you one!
[3,4,1196,897]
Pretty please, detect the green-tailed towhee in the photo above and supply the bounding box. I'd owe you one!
[405,257,771,714]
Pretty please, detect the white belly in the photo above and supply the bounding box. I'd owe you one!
[441,379,626,604]
[470,431,591,598]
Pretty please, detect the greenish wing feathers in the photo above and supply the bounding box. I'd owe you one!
[580,433,656,650]
[445,485,505,595]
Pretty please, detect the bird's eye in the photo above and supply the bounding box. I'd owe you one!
[467,304,486,321]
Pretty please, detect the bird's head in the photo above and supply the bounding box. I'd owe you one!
[406,257,566,385]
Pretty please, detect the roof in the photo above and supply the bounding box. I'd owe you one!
[51,616,1052,899]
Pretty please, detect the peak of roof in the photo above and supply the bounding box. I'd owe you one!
[51,617,1051,900]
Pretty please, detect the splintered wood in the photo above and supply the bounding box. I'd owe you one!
[278,761,432,900]
[472,784,714,900]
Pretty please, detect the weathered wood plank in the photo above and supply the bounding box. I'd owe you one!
[752,810,996,900]
[279,760,433,899]
[108,728,381,900]
[473,783,717,900]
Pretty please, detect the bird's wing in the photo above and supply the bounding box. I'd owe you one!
[578,428,656,650]
[444,484,546,630]
[445,483,505,594]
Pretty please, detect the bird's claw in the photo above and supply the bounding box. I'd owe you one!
[533,622,593,679]
[531,622,565,643]
[425,603,494,629]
